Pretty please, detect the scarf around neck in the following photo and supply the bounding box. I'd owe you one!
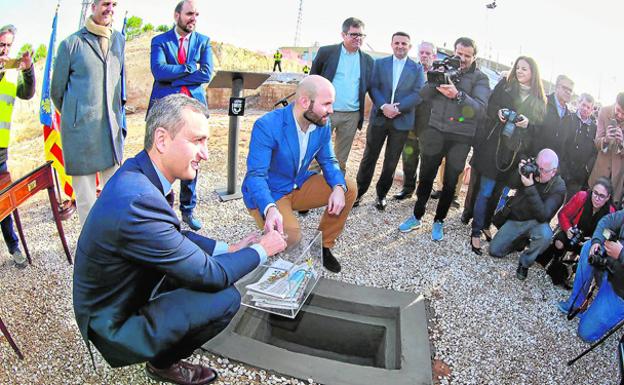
[85,16,112,56]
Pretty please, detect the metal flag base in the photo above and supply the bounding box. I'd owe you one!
[215,187,242,202]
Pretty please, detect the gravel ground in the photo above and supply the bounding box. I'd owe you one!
[0,111,620,384]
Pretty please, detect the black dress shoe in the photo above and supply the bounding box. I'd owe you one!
[470,237,482,256]
[393,189,414,200]
[146,361,218,385]
[430,189,441,199]
[298,210,310,216]
[460,210,472,224]
[322,247,341,273]
[353,194,363,207]
[375,196,387,211]
[516,264,528,280]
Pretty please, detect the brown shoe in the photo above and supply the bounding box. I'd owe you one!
[145,361,218,385]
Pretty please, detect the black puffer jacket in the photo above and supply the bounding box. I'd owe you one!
[507,174,567,223]
[420,61,490,139]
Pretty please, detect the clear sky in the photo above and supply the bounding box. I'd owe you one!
[4,0,623,103]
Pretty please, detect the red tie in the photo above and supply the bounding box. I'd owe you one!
[177,37,191,96]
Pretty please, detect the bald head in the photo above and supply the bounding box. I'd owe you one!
[536,149,558,169]
[293,75,335,127]
[535,148,558,183]
[295,75,334,101]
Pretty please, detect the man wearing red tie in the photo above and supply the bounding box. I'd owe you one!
[148,0,213,231]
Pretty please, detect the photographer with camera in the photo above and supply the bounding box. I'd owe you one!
[536,177,616,286]
[398,37,490,241]
[488,149,566,280]
[589,92,624,207]
[470,57,547,254]
[558,211,624,343]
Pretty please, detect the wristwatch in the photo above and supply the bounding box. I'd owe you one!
[455,91,465,104]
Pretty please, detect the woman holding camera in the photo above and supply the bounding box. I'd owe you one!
[536,177,616,285]
[469,56,547,255]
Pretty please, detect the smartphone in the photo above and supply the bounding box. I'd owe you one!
[611,119,620,129]
[2,58,20,69]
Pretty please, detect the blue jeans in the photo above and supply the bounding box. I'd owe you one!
[179,172,198,216]
[471,176,505,237]
[0,162,18,254]
[561,242,624,342]
[489,219,552,267]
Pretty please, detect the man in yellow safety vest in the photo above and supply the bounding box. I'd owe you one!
[273,49,282,72]
[0,24,35,268]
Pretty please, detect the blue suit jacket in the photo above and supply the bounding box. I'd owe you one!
[148,29,213,111]
[369,56,425,130]
[72,150,260,367]
[241,104,346,215]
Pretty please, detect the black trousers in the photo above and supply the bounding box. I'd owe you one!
[273,61,282,72]
[401,129,420,191]
[413,127,471,222]
[356,118,409,199]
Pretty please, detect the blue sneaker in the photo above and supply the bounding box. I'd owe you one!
[557,301,570,314]
[182,213,202,231]
[432,220,444,241]
[399,215,421,233]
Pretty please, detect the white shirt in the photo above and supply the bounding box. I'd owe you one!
[391,55,407,104]
[174,29,191,56]
[292,110,317,173]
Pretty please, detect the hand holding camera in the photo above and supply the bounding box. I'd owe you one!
[589,228,620,270]
[518,157,538,186]
[499,108,524,138]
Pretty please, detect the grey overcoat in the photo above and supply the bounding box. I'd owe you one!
[51,27,125,176]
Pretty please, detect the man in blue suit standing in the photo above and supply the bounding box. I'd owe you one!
[148,0,213,231]
[354,32,425,210]
[242,75,357,273]
[73,94,286,385]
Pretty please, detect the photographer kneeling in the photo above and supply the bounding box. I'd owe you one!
[489,149,567,280]
[536,177,616,286]
[558,212,624,343]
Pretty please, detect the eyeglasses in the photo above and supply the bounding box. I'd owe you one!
[592,190,609,200]
[346,32,366,39]
[0,42,12,50]
[538,167,555,175]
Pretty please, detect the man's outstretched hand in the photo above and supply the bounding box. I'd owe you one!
[258,229,287,256]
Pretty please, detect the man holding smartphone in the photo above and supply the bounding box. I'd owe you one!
[589,92,624,207]
[0,24,34,268]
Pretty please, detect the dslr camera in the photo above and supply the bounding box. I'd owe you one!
[500,108,523,138]
[588,228,618,271]
[520,157,540,178]
[427,56,461,85]
[568,226,584,248]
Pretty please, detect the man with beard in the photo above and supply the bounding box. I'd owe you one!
[242,75,357,273]
[51,0,125,225]
[148,0,213,231]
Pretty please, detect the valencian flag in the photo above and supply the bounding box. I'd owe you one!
[40,4,74,199]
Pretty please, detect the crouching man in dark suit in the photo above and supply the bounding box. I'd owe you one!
[72,94,286,385]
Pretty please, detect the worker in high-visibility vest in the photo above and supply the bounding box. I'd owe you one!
[0,24,35,268]
[302,64,310,75]
[273,49,282,72]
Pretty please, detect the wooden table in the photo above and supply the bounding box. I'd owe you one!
[0,161,72,359]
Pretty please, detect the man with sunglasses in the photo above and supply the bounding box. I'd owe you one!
[531,74,574,157]
[310,17,374,174]
[489,148,567,280]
